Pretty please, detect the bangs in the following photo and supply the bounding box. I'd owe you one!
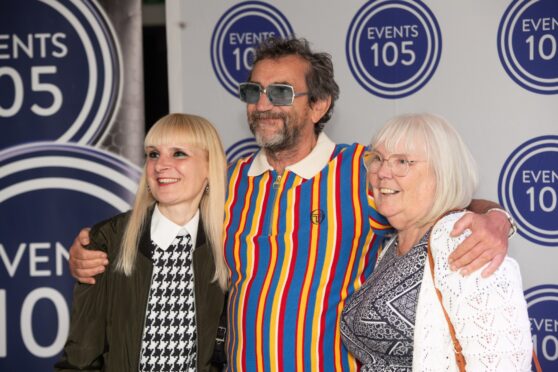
[144,114,210,152]
[372,114,431,159]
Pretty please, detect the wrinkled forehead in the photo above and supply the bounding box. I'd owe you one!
[250,55,309,85]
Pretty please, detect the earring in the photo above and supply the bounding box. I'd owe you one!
[205,185,209,193]
[147,184,151,193]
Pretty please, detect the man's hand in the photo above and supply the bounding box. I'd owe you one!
[448,210,510,278]
[69,228,108,284]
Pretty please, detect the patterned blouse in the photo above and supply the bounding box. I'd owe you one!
[340,232,429,371]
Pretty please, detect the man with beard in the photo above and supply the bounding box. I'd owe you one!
[69,37,514,371]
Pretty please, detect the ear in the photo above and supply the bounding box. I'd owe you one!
[309,96,332,124]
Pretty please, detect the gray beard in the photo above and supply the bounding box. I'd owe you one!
[249,112,300,153]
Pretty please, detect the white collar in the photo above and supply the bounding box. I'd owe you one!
[150,205,200,250]
[247,132,335,179]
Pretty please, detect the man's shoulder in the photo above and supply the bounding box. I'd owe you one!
[331,142,366,159]
[333,141,366,150]
[227,151,257,170]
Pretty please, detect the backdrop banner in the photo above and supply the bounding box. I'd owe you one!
[0,0,144,370]
[167,0,558,369]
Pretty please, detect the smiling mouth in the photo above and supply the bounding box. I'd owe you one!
[158,178,180,185]
[379,187,399,195]
[256,117,283,127]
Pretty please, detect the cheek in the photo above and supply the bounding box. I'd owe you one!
[368,172,379,188]
[145,163,160,186]
[145,163,154,178]
[368,174,383,202]
[247,104,257,116]
[417,178,437,207]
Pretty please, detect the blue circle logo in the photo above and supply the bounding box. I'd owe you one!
[226,138,259,164]
[0,143,139,369]
[498,135,558,246]
[346,0,442,99]
[0,0,122,150]
[210,1,294,97]
[498,0,558,94]
[525,285,558,370]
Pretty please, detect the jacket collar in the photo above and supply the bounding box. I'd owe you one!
[247,132,335,179]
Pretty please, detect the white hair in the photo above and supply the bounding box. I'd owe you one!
[369,113,478,226]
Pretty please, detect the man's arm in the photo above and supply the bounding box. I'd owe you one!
[448,199,513,278]
[69,228,109,284]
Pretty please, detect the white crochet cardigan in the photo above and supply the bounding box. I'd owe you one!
[410,212,533,371]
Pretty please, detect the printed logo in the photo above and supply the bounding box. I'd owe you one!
[311,209,325,225]
[210,1,294,97]
[346,0,442,99]
[0,143,140,370]
[0,0,122,150]
[226,137,260,164]
[498,135,558,246]
[525,285,558,370]
[497,0,558,94]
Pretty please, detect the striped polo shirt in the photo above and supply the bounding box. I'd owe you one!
[224,133,390,372]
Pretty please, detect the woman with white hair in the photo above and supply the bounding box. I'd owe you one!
[341,113,533,371]
[56,113,228,371]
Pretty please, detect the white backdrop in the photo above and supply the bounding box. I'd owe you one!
[166,0,558,367]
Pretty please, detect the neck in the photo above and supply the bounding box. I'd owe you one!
[396,222,434,255]
[158,204,197,226]
[265,133,318,174]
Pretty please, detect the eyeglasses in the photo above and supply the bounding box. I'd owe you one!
[238,82,308,106]
[365,150,424,177]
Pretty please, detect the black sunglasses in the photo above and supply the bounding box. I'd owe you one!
[238,82,308,106]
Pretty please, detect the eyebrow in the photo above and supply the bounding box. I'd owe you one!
[249,80,292,86]
[373,150,409,158]
[144,145,191,153]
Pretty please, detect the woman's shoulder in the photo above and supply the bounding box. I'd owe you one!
[88,211,133,253]
[428,210,471,264]
[432,210,467,231]
[91,211,131,233]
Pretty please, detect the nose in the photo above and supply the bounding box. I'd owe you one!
[376,159,393,179]
[154,155,170,172]
[255,90,273,111]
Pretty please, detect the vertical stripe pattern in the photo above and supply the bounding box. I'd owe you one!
[224,143,390,372]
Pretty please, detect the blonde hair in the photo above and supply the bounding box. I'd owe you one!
[116,113,228,290]
[369,113,478,226]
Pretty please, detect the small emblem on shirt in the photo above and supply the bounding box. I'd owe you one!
[311,209,325,225]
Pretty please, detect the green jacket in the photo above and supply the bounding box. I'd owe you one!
[55,210,225,371]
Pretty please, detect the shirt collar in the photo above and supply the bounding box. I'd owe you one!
[247,132,335,179]
[150,205,200,250]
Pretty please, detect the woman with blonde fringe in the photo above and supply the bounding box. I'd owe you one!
[56,113,228,372]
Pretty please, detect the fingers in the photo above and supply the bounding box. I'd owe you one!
[448,234,485,273]
[73,263,107,284]
[77,277,97,285]
[69,227,108,282]
[70,257,107,283]
[452,246,493,276]
[450,211,473,237]
[78,227,91,246]
[481,254,506,278]
[448,211,509,276]
[71,245,107,261]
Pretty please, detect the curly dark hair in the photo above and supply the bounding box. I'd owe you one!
[249,37,340,134]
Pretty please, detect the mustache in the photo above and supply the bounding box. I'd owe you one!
[249,111,287,122]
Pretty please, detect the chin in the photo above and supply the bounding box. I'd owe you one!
[377,206,398,221]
